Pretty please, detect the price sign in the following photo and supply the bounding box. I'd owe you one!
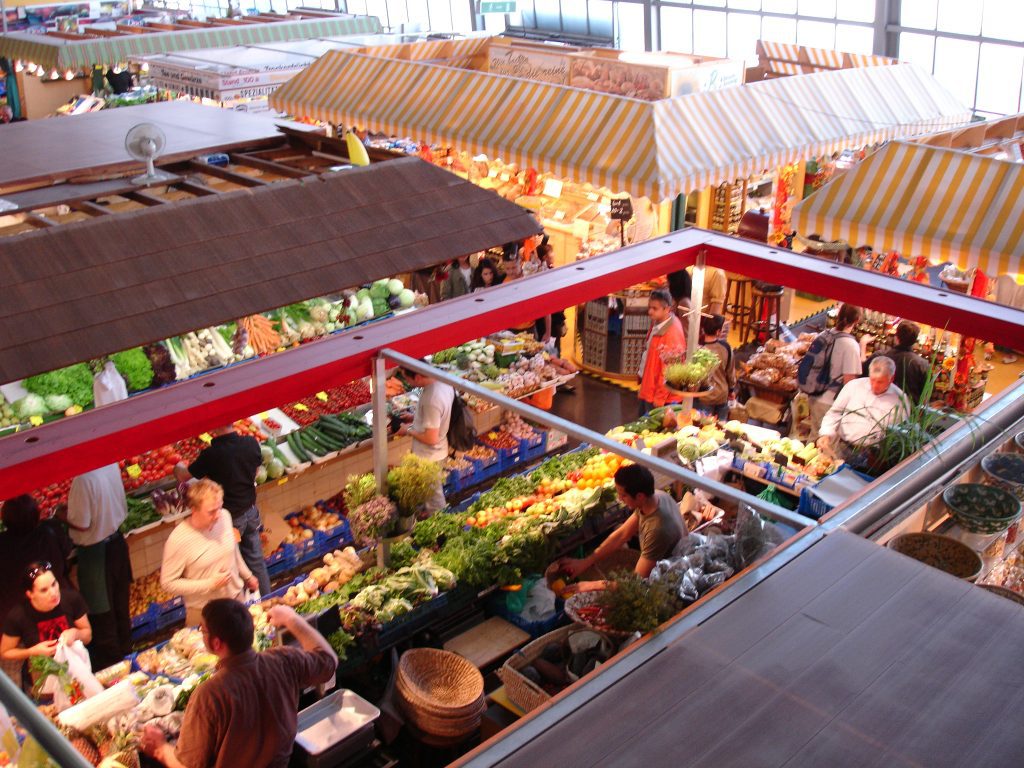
[609,198,634,221]
[126,464,142,479]
[316,392,329,402]
[542,178,563,199]
[277,477,289,485]
[293,404,309,412]
[258,412,270,419]
[29,416,43,426]
[199,433,213,444]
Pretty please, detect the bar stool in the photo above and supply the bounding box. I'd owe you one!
[745,285,784,345]
[725,273,753,342]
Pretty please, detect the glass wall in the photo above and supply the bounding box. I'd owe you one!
[156,0,1024,117]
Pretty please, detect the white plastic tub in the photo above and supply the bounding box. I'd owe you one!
[295,689,381,767]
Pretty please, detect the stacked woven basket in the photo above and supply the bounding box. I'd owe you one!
[395,648,485,745]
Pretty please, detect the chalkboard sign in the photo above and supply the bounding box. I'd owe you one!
[609,198,633,221]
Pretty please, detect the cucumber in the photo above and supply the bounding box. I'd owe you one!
[286,431,310,463]
[307,426,342,451]
[298,430,326,456]
[318,420,357,443]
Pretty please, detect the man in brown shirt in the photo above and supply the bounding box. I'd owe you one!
[141,599,338,768]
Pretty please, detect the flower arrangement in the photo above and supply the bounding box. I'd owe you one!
[661,347,721,391]
[349,496,398,547]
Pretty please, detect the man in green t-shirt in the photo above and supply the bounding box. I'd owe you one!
[557,465,685,593]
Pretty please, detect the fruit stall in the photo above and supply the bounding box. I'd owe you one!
[4,228,1024,767]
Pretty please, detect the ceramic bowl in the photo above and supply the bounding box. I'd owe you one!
[942,482,1022,535]
[1014,431,1024,453]
[981,452,1024,502]
[887,532,983,581]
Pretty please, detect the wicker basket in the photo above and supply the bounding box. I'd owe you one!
[497,624,575,713]
[395,648,485,739]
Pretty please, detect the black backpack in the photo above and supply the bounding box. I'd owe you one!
[447,395,478,452]
[797,329,853,396]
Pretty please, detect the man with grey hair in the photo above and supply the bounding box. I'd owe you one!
[817,356,908,460]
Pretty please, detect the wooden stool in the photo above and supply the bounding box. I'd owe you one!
[725,274,753,341]
[745,286,784,345]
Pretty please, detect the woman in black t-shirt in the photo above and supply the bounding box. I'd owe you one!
[1,561,90,691]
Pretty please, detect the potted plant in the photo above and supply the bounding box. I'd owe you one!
[387,454,445,530]
[662,347,721,392]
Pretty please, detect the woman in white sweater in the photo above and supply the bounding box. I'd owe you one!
[160,479,258,626]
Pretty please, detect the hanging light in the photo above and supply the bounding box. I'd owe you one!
[15,61,23,72]
[50,70,60,80]
[25,62,36,74]
[64,70,75,80]
[140,62,149,73]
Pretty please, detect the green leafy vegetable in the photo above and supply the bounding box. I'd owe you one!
[327,629,355,660]
[595,571,682,633]
[25,364,94,408]
[411,511,469,549]
[112,348,155,391]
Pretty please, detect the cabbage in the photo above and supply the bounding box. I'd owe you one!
[255,465,268,484]
[267,458,285,479]
[43,394,72,413]
[260,445,274,463]
[13,394,48,419]
[387,278,405,296]
[369,283,390,300]
[356,302,374,321]
[355,288,371,302]
[699,438,720,456]
[398,289,415,308]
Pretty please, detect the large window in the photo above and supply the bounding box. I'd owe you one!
[898,0,1024,118]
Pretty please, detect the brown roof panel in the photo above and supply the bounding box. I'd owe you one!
[0,101,311,192]
[0,156,540,384]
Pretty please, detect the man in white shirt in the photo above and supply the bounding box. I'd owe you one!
[61,463,132,669]
[817,356,908,461]
[398,369,455,514]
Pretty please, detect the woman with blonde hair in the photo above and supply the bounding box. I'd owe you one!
[160,479,257,626]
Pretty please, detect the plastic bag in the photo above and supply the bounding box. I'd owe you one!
[93,361,128,407]
[520,578,556,621]
[56,640,103,698]
[733,503,786,570]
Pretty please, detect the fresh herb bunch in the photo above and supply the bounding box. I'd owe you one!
[387,454,445,515]
[595,570,682,633]
[411,511,469,548]
[343,473,377,513]
[389,539,419,569]
[349,496,397,546]
[120,496,160,534]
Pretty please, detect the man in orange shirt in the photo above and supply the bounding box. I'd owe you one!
[638,288,686,416]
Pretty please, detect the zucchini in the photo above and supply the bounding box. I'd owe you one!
[286,431,310,463]
[318,420,357,442]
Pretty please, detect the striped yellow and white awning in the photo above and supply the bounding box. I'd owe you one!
[792,141,1024,277]
[271,53,970,201]
[0,15,382,70]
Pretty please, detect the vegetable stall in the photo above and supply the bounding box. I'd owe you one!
[4,227,1024,767]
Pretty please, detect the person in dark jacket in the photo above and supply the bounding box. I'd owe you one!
[0,496,73,628]
[866,320,930,406]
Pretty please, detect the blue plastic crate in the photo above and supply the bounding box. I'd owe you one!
[486,592,567,639]
[472,443,499,469]
[364,592,451,653]
[155,604,186,630]
[156,595,184,615]
[249,575,303,606]
[520,429,548,461]
[797,467,875,520]
[130,605,157,640]
[315,518,353,555]
[290,537,319,567]
[266,545,290,577]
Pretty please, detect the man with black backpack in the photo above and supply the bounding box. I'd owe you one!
[796,304,865,440]
[398,369,455,514]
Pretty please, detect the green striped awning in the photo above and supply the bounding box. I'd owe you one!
[0,14,382,70]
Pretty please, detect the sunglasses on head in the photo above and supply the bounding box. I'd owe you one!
[26,561,53,582]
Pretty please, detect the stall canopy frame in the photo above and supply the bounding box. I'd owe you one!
[3,227,1024,497]
[0,156,542,384]
[791,141,1024,278]
[0,13,382,70]
[270,53,970,200]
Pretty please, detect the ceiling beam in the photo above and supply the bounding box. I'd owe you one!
[230,153,317,179]
[188,160,269,187]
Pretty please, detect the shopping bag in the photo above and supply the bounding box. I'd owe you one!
[56,640,104,698]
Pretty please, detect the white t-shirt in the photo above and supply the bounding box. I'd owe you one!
[67,464,128,546]
[819,378,908,445]
[411,382,455,461]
